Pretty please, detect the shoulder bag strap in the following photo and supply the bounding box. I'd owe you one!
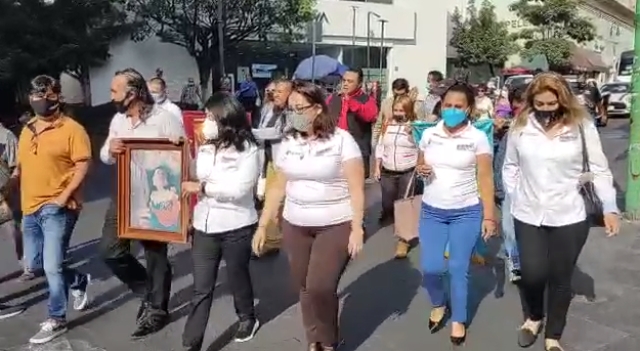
[577,124,590,173]
[401,169,418,199]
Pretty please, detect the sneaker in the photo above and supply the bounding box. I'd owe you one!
[509,269,522,283]
[29,318,68,344]
[72,274,91,311]
[19,270,37,282]
[234,319,259,342]
[0,303,26,320]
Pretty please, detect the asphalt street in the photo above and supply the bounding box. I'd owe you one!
[0,118,639,351]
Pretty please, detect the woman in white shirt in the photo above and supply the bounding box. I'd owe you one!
[373,94,419,258]
[253,80,365,351]
[502,73,619,351]
[416,83,497,346]
[180,92,261,350]
[475,84,494,119]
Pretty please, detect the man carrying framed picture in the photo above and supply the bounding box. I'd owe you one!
[99,68,185,339]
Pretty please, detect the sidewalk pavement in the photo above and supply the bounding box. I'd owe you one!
[0,193,639,351]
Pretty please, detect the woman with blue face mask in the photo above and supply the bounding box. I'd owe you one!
[416,83,497,346]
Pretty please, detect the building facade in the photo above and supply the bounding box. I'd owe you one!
[444,0,634,81]
[68,0,448,106]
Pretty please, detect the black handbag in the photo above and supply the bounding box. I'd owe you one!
[577,125,604,225]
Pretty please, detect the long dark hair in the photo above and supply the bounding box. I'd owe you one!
[204,92,257,152]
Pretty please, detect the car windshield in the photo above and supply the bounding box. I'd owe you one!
[601,83,630,93]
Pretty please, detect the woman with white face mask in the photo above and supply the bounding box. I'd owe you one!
[180,93,261,350]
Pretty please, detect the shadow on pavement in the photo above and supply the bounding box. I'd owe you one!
[572,266,596,302]
[338,258,421,351]
[67,242,195,331]
[467,236,503,326]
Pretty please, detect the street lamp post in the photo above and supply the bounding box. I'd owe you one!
[378,19,387,85]
[217,0,225,78]
[624,0,640,218]
[366,11,380,81]
[351,6,357,67]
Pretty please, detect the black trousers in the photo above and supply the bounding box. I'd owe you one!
[99,200,172,312]
[182,224,256,348]
[514,218,589,339]
[379,167,415,217]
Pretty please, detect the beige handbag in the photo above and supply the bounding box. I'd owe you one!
[393,171,422,242]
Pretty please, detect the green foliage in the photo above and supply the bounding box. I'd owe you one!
[127,0,315,88]
[0,0,128,82]
[509,0,596,67]
[450,0,518,73]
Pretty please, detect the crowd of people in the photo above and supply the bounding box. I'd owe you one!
[0,66,621,351]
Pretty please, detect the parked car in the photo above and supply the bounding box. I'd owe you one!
[601,82,631,118]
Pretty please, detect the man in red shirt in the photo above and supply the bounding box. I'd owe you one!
[326,68,378,178]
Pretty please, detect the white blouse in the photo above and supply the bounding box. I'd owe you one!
[419,121,492,209]
[192,143,260,233]
[502,116,618,227]
[275,128,362,227]
[375,124,418,171]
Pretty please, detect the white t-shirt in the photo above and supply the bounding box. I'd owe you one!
[419,121,492,209]
[476,96,494,117]
[276,128,362,226]
[157,99,184,127]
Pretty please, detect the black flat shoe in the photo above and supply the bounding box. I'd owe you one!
[517,324,541,348]
[428,307,448,333]
[450,333,466,346]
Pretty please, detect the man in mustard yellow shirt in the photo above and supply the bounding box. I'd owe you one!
[14,75,92,344]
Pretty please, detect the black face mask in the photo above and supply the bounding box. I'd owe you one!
[30,99,59,118]
[533,109,560,127]
[112,96,130,114]
[393,114,408,122]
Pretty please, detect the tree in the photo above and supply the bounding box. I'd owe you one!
[509,0,596,68]
[450,0,518,75]
[0,0,129,105]
[127,0,315,97]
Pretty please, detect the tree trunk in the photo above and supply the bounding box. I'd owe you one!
[488,64,496,77]
[80,66,92,106]
[196,55,212,102]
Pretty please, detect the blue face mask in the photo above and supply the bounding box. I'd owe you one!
[441,108,468,127]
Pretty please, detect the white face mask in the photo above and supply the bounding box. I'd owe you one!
[202,118,219,140]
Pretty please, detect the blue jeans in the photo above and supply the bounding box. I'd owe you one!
[499,195,520,270]
[419,202,482,323]
[22,220,43,271]
[23,204,87,320]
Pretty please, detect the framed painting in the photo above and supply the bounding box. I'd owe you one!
[117,138,190,243]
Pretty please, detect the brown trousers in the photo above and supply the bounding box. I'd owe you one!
[263,162,282,250]
[282,219,351,346]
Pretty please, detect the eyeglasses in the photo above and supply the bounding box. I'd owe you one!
[288,105,313,114]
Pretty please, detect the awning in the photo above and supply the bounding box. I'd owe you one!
[570,45,608,72]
